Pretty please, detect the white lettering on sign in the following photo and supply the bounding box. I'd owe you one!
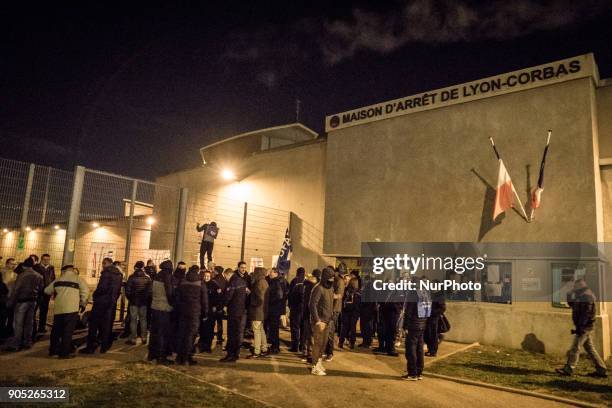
[325,54,597,132]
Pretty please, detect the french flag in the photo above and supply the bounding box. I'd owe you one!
[493,159,516,220]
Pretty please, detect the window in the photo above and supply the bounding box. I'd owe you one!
[445,261,512,304]
[552,263,587,308]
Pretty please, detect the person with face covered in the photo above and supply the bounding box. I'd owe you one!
[288,267,306,352]
[556,279,607,378]
[339,276,361,349]
[309,267,335,376]
[175,265,208,365]
[424,281,446,357]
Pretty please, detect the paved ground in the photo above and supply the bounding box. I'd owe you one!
[0,324,578,408]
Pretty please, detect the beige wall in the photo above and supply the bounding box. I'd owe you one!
[156,140,327,274]
[597,83,612,158]
[324,78,600,254]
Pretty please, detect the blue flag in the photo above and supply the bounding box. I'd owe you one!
[276,228,292,275]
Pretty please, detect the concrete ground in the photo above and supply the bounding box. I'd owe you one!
[0,322,578,408]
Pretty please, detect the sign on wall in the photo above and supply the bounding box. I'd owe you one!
[325,54,597,132]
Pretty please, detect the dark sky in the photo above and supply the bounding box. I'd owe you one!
[2,1,612,180]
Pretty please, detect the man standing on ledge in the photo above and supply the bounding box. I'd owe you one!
[556,279,608,378]
[196,221,219,269]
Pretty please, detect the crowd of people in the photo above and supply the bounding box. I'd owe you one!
[0,253,607,380]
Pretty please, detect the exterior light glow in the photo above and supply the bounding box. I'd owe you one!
[54,225,60,230]
[221,169,236,181]
[25,226,31,231]
[146,216,155,226]
[92,222,100,228]
[2,228,8,233]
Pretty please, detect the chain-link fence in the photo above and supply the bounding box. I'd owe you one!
[0,159,73,263]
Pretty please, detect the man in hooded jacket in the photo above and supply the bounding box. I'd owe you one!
[556,279,607,378]
[266,267,288,354]
[288,267,305,352]
[80,258,122,354]
[148,260,175,364]
[309,267,335,376]
[300,269,321,362]
[247,267,269,358]
[175,265,208,365]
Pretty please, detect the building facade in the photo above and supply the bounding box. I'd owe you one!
[158,54,612,357]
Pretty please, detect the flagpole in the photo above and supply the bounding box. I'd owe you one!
[489,137,529,222]
[530,129,552,221]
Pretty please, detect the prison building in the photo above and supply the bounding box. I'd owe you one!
[156,53,612,358]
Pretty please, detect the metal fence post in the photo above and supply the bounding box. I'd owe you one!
[20,163,35,231]
[41,166,51,224]
[62,166,85,266]
[173,188,188,262]
[120,179,138,322]
[240,202,247,261]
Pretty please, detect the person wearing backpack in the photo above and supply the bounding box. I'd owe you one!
[339,276,361,349]
[196,221,219,269]
[288,267,305,352]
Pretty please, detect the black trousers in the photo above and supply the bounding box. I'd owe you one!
[0,305,9,338]
[215,313,224,341]
[226,314,246,358]
[405,329,425,376]
[424,316,440,355]
[149,310,172,360]
[359,309,374,345]
[177,316,198,361]
[299,312,311,352]
[199,315,215,350]
[50,312,78,357]
[199,241,214,268]
[382,307,399,352]
[339,309,359,345]
[86,304,114,351]
[37,295,51,332]
[289,308,302,350]
[325,312,339,355]
[266,314,281,349]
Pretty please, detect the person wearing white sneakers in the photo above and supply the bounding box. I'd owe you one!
[308,267,335,376]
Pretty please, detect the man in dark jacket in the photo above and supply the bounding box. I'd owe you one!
[374,292,402,356]
[2,257,43,351]
[424,284,446,357]
[210,267,229,346]
[339,277,361,349]
[556,279,607,378]
[300,269,321,362]
[358,277,377,348]
[175,265,208,365]
[288,267,305,352]
[266,267,288,354]
[324,268,346,361]
[148,260,175,364]
[125,261,152,345]
[309,267,335,375]
[220,261,249,362]
[80,258,123,354]
[33,254,55,334]
[402,279,431,381]
[247,267,269,358]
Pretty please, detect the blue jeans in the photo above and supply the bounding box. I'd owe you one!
[7,301,36,349]
[129,305,148,342]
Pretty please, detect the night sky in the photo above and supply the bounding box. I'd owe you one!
[2,1,612,180]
